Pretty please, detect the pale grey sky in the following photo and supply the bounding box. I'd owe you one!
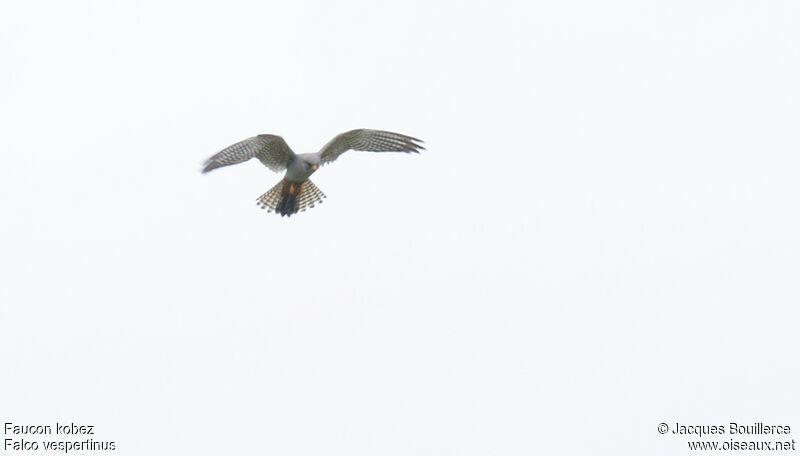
[1,0,798,454]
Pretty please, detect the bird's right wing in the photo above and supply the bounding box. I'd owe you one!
[202,134,296,173]
[318,129,425,166]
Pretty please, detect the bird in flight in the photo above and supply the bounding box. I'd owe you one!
[202,129,424,216]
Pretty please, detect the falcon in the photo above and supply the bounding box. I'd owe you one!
[202,129,424,216]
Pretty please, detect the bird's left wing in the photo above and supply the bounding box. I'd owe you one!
[318,129,424,165]
[203,134,296,173]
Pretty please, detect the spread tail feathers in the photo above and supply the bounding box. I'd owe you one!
[257,179,326,217]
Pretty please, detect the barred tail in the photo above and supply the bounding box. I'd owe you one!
[257,179,326,217]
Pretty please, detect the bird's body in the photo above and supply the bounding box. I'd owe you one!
[284,154,321,182]
[202,129,424,216]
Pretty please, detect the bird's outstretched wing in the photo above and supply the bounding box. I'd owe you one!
[203,135,296,173]
[318,129,425,166]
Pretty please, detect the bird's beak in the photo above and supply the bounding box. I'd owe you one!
[310,164,318,171]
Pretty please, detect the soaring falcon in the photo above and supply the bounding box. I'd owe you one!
[202,129,425,216]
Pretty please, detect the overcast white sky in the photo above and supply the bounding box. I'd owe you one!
[1,0,798,454]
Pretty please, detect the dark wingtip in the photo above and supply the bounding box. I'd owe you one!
[201,161,218,173]
[410,137,425,153]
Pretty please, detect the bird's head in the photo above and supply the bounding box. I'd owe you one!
[303,156,320,173]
